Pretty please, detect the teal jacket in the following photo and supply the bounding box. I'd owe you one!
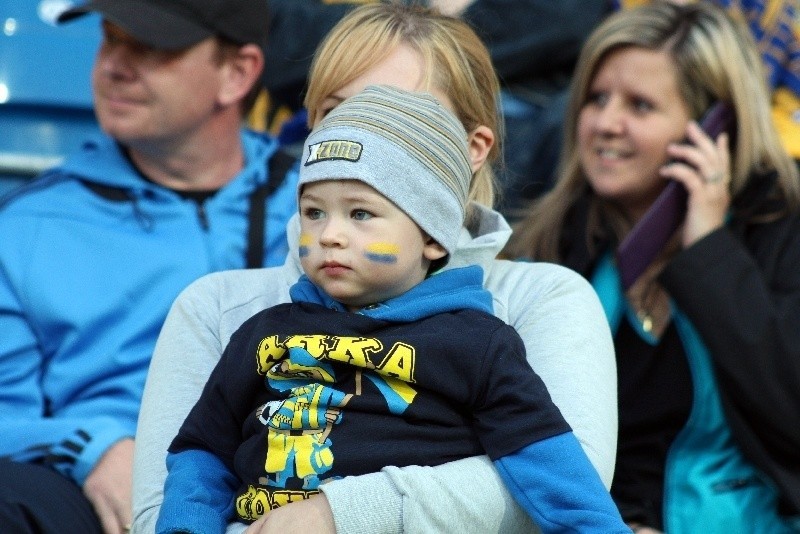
[593,255,795,533]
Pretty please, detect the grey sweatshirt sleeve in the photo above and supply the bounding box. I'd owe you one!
[321,457,539,534]
[132,267,298,534]
[501,261,618,487]
[132,274,229,534]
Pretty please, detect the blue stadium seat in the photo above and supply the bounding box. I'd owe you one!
[0,0,102,197]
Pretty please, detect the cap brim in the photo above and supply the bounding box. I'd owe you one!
[57,0,211,50]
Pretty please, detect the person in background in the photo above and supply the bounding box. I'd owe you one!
[132,3,619,533]
[0,0,297,533]
[505,2,800,532]
[156,84,629,534]
[259,0,611,218]
[460,0,611,219]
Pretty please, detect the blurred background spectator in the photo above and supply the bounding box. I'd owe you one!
[258,0,612,220]
[459,0,611,219]
[1,0,615,221]
[0,0,101,196]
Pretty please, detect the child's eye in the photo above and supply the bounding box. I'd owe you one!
[303,207,324,220]
[351,209,373,221]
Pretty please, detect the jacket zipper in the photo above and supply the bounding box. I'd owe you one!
[196,201,209,230]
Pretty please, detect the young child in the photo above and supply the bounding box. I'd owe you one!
[156,85,630,534]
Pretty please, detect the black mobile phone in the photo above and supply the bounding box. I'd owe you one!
[616,101,736,290]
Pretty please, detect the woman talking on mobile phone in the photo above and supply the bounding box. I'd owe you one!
[506,3,800,532]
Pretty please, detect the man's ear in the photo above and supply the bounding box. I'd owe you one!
[218,43,264,108]
[423,237,448,261]
[467,125,494,172]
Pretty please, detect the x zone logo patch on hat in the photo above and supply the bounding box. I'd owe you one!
[305,140,363,166]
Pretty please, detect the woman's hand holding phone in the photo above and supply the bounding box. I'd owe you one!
[661,120,732,248]
[616,101,735,290]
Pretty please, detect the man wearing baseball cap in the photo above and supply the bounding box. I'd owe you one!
[0,1,297,533]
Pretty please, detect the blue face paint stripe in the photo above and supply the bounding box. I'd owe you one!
[364,242,399,263]
[299,233,313,258]
[364,252,398,264]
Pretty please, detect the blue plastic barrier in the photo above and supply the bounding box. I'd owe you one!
[0,0,102,197]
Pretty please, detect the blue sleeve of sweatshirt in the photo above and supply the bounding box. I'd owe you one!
[156,449,240,534]
[494,432,631,533]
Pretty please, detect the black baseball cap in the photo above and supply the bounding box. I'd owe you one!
[57,0,269,50]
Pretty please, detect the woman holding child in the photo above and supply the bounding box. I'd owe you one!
[132,3,618,533]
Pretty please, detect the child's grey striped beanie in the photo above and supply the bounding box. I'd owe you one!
[298,84,472,256]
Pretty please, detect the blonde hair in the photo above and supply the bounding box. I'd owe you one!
[304,1,502,215]
[507,1,800,261]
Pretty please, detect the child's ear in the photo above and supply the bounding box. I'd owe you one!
[423,237,448,261]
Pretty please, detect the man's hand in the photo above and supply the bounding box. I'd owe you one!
[244,494,335,534]
[83,438,134,534]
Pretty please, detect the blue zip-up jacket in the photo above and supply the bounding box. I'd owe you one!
[157,266,628,533]
[0,129,298,485]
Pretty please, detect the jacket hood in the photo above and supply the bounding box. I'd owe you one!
[289,265,492,322]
